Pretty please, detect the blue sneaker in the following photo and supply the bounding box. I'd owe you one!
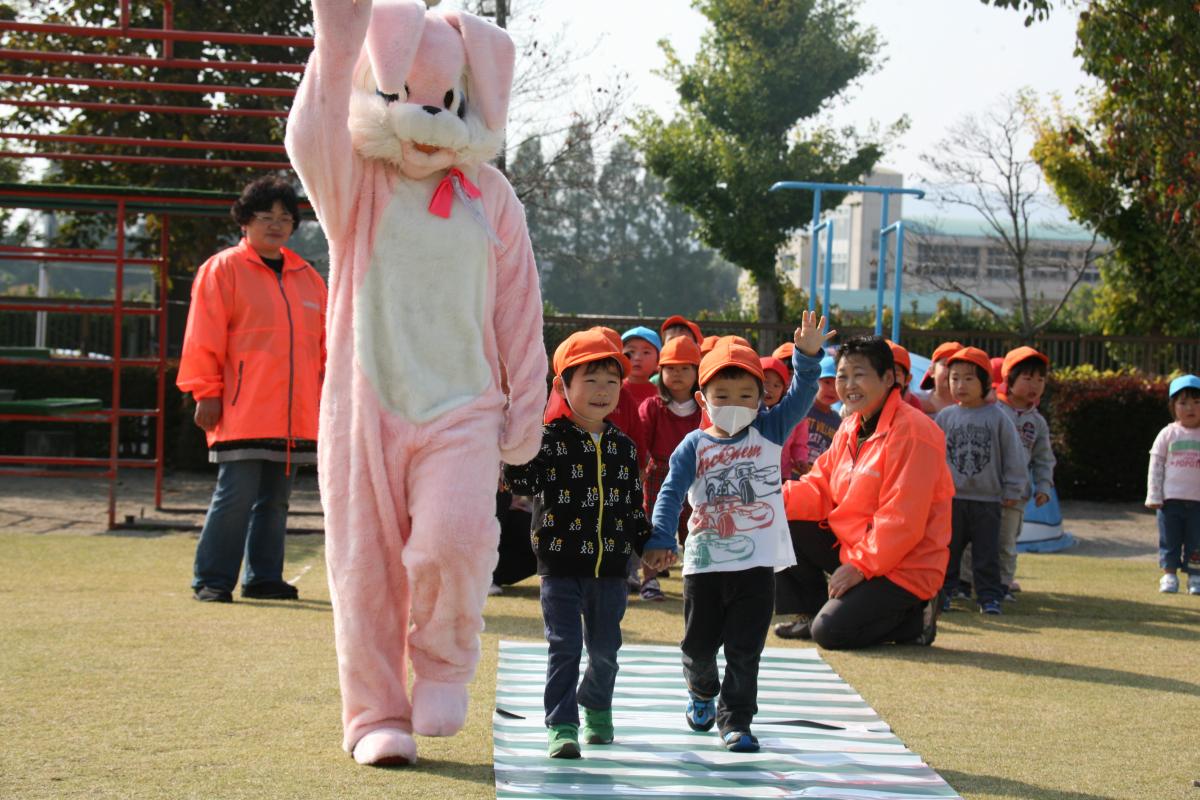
[979,599,1002,615]
[685,693,716,732]
[722,729,760,752]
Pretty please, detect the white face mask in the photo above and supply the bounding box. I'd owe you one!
[708,403,756,436]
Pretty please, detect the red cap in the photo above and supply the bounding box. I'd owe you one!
[759,356,790,386]
[659,336,702,367]
[553,330,631,378]
[719,334,753,349]
[920,340,965,389]
[886,340,911,373]
[660,315,703,344]
[947,346,993,377]
[989,357,1005,386]
[772,342,795,362]
[700,335,721,356]
[699,340,765,386]
[1001,346,1049,381]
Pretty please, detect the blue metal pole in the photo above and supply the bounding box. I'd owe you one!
[807,189,822,313]
[892,221,906,343]
[822,220,833,334]
[875,193,889,336]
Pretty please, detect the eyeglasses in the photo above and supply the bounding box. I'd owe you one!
[251,213,295,226]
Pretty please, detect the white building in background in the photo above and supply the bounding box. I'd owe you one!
[776,169,1106,318]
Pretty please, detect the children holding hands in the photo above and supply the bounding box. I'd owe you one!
[645,310,832,753]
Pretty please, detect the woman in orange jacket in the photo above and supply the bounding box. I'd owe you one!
[178,176,327,603]
[781,335,954,648]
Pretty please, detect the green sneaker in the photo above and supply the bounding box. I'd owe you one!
[580,707,614,745]
[547,723,581,759]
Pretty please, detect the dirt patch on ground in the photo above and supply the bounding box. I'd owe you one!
[0,470,1159,559]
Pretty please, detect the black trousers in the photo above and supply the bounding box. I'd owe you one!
[791,524,927,650]
[775,519,833,616]
[493,491,537,586]
[681,567,775,735]
[943,498,1003,605]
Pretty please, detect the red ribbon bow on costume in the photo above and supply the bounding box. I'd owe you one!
[428,167,482,219]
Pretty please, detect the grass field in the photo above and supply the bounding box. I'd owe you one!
[2,531,1197,800]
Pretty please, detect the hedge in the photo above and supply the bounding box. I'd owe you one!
[1042,367,1172,502]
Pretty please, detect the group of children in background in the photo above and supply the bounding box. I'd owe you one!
[502,310,1200,758]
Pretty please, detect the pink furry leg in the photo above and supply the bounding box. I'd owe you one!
[352,728,417,767]
[402,409,502,737]
[321,377,416,755]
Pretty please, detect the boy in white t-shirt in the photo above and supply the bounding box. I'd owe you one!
[645,310,831,752]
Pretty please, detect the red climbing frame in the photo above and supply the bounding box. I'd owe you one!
[0,1,312,528]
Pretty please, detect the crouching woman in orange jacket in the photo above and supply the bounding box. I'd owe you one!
[782,335,954,648]
[177,176,327,603]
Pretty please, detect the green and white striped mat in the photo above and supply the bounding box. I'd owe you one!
[493,641,961,799]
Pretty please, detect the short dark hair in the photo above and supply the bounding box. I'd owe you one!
[1007,357,1048,381]
[702,366,764,397]
[657,363,700,402]
[561,357,624,388]
[949,361,992,395]
[1169,386,1200,419]
[835,335,894,378]
[663,324,699,343]
[231,175,301,226]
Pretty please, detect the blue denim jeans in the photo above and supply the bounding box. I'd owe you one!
[1157,499,1200,575]
[192,460,295,592]
[540,575,628,727]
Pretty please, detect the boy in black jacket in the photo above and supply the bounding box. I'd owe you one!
[504,330,668,759]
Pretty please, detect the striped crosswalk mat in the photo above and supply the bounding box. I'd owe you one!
[494,641,961,799]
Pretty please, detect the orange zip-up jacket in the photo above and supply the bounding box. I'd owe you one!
[783,390,954,600]
[177,239,327,448]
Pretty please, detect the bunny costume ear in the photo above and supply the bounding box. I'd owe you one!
[442,10,515,131]
[366,0,428,95]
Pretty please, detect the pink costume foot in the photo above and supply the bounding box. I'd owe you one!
[411,680,469,737]
[352,727,417,766]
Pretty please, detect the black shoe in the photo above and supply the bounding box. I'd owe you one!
[773,616,812,640]
[912,591,944,646]
[240,580,299,600]
[193,585,233,603]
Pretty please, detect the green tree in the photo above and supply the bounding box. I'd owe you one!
[978,0,1054,25]
[1030,1,1200,336]
[1,1,308,273]
[631,0,895,323]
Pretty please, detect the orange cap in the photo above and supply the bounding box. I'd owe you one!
[989,357,1005,386]
[1001,346,1049,381]
[772,341,795,362]
[886,340,911,373]
[699,339,765,386]
[660,315,703,344]
[589,325,622,351]
[759,356,789,386]
[920,340,964,389]
[659,336,702,367]
[718,334,753,349]
[947,346,992,378]
[700,335,721,356]
[553,329,631,378]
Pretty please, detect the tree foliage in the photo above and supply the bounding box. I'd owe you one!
[1030,1,1200,336]
[517,136,738,316]
[631,0,895,323]
[978,0,1054,25]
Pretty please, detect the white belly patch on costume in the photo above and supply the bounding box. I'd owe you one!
[355,177,491,423]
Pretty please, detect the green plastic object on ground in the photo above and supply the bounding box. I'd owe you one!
[0,346,53,360]
[0,398,103,415]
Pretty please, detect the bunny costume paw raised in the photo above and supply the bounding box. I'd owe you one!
[285,0,546,765]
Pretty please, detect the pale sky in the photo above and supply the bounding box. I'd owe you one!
[445,0,1093,220]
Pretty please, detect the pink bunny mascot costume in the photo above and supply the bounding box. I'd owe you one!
[285,0,546,766]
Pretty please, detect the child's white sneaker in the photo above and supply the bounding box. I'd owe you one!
[1159,573,1179,593]
[1188,574,1200,595]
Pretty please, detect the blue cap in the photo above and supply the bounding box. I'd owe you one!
[1169,374,1200,398]
[819,355,837,379]
[621,326,662,352]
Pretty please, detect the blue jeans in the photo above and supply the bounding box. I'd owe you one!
[192,460,295,592]
[1158,499,1200,575]
[540,575,628,727]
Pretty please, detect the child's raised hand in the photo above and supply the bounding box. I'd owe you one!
[794,309,836,357]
